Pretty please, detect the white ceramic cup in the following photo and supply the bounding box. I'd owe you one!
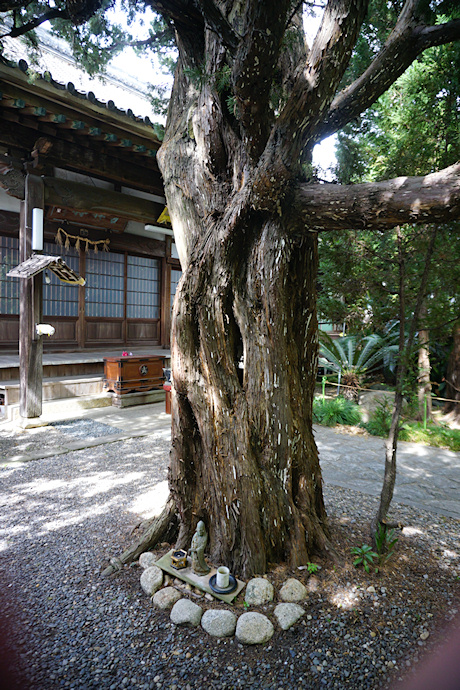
[216,566,230,589]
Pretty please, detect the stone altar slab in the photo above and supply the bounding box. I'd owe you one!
[155,550,246,603]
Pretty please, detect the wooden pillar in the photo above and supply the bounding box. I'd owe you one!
[161,236,172,349]
[19,174,44,418]
[77,249,86,348]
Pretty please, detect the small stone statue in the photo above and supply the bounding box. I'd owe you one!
[190,520,210,575]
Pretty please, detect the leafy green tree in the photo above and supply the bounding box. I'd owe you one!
[321,1,460,412]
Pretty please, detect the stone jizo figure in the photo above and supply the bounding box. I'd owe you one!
[190,520,210,575]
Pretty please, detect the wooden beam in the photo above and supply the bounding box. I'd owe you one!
[0,72,160,142]
[44,177,165,225]
[19,174,44,419]
[0,119,164,195]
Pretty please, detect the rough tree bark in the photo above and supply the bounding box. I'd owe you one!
[168,213,330,574]
[444,321,460,421]
[417,301,432,422]
[89,0,460,577]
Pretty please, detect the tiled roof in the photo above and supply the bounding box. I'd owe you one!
[1,28,162,133]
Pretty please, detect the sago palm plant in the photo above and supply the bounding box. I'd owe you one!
[318,332,397,402]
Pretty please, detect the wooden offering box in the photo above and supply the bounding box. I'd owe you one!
[103,355,165,395]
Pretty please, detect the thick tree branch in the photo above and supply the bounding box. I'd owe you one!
[291,163,460,231]
[147,0,203,34]
[416,18,460,50]
[275,8,309,110]
[277,0,368,144]
[194,0,240,51]
[232,0,292,161]
[104,29,173,54]
[146,0,205,67]
[0,0,33,12]
[0,9,66,39]
[1,0,112,32]
[251,0,368,211]
[318,2,460,140]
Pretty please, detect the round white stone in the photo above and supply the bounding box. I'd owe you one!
[245,577,274,606]
[201,609,237,638]
[140,565,163,596]
[279,578,308,602]
[152,586,182,610]
[139,552,158,569]
[235,612,274,645]
[170,598,203,627]
[274,603,305,630]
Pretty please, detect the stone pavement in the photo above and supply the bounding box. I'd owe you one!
[315,426,460,520]
[1,402,459,520]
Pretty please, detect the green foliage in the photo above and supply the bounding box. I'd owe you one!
[215,64,231,93]
[399,422,460,451]
[364,404,460,450]
[351,544,379,573]
[319,332,397,382]
[374,524,398,564]
[321,0,460,360]
[1,1,177,117]
[183,64,209,89]
[306,562,319,575]
[51,4,132,76]
[313,396,362,427]
[363,397,393,436]
[352,525,398,574]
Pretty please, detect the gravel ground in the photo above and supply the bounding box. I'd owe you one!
[0,433,459,690]
[49,419,123,440]
[0,419,123,459]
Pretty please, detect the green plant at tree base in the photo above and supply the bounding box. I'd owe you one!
[306,562,319,575]
[313,396,362,427]
[352,525,399,574]
[351,544,379,573]
[374,523,399,564]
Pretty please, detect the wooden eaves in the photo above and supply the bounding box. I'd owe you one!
[0,57,170,208]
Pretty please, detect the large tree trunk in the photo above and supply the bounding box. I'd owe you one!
[168,210,330,577]
[153,20,341,575]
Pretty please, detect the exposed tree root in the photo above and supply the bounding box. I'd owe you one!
[101,497,178,577]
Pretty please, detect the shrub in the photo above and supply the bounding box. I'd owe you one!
[313,396,362,427]
[363,397,393,437]
[364,403,460,451]
[399,422,460,451]
[318,332,398,402]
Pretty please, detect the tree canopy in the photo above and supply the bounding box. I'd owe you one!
[318,7,460,391]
